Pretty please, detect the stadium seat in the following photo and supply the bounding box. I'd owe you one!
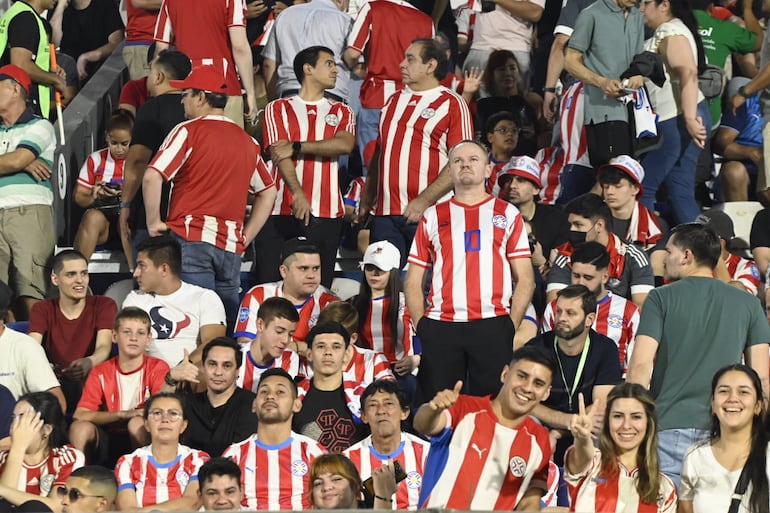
[717,201,763,243]
[104,278,136,308]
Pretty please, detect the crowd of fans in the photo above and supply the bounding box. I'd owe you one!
[2,0,770,510]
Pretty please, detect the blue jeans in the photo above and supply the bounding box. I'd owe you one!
[370,216,418,270]
[357,107,381,175]
[557,163,595,205]
[657,428,708,490]
[171,233,241,334]
[641,101,712,224]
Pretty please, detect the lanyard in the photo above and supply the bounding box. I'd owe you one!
[554,334,591,411]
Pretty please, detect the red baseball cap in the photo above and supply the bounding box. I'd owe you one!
[169,65,228,94]
[0,64,31,96]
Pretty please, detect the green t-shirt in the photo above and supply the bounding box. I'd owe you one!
[694,9,756,125]
[637,276,770,431]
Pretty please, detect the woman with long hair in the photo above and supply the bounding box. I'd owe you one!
[679,364,769,513]
[351,241,418,393]
[638,0,711,224]
[565,383,676,512]
[0,392,85,513]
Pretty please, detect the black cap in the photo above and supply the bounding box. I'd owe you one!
[280,237,320,263]
[696,209,734,241]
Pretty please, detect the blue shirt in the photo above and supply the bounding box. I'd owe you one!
[720,93,763,148]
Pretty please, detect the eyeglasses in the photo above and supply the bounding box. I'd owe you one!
[493,127,520,135]
[57,487,104,503]
[147,409,184,421]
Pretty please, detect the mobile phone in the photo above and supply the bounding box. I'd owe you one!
[362,460,407,498]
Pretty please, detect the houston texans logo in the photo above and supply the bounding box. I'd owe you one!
[149,306,192,339]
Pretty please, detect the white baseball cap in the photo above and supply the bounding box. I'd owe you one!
[360,241,401,271]
[598,155,645,190]
[497,155,542,189]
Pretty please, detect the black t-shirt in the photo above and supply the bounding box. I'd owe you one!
[750,208,770,249]
[530,203,569,258]
[60,0,124,73]
[1,9,43,113]
[292,382,363,453]
[530,330,622,415]
[182,387,259,457]
[128,92,184,229]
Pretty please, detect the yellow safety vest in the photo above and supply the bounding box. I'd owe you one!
[0,1,51,118]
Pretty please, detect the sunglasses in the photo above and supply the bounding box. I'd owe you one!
[57,487,104,502]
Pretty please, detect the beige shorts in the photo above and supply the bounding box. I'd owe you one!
[122,44,151,80]
[225,95,244,128]
[0,204,55,299]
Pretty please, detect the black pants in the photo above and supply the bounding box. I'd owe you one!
[417,315,515,401]
[0,500,52,513]
[252,215,343,288]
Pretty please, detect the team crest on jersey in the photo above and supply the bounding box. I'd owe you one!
[39,474,55,496]
[325,114,339,126]
[751,265,761,279]
[176,469,190,488]
[420,108,436,119]
[291,460,309,476]
[607,313,623,329]
[491,214,507,229]
[239,307,250,323]
[509,456,527,477]
[405,471,422,489]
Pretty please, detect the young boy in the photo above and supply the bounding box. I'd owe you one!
[69,307,169,465]
[237,296,301,393]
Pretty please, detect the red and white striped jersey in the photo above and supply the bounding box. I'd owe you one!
[0,446,84,496]
[222,433,325,510]
[419,395,551,510]
[559,81,591,167]
[623,203,664,250]
[485,158,510,199]
[153,0,246,94]
[344,433,431,510]
[375,86,474,216]
[344,176,365,215]
[235,281,339,342]
[408,197,531,321]
[149,115,274,254]
[541,292,640,375]
[724,253,761,296]
[537,146,565,206]
[263,97,355,219]
[115,445,210,507]
[565,448,677,513]
[77,148,125,190]
[77,356,169,412]
[347,0,434,108]
[358,292,415,363]
[237,346,302,393]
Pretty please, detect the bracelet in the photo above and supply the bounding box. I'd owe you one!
[543,87,557,93]
[374,495,392,502]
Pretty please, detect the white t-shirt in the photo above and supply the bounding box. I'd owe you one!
[0,326,60,399]
[123,282,226,365]
[680,441,770,513]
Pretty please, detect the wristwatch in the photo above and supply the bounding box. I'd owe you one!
[543,87,557,94]
[292,141,302,156]
[164,371,178,387]
[738,85,750,98]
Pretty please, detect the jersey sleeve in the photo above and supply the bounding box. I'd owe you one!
[115,454,138,491]
[505,212,531,260]
[407,214,433,268]
[153,0,173,43]
[148,122,191,181]
[52,447,85,488]
[338,104,356,136]
[445,94,474,148]
[347,2,373,53]
[722,19,757,54]
[262,99,290,149]
[234,288,262,339]
[77,365,107,411]
[249,149,275,194]
[146,358,171,399]
[546,254,571,293]
[541,301,556,332]
[184,450,211,485]
[626,246,654,296]
[77,153,98,190]
[227,0,247,26]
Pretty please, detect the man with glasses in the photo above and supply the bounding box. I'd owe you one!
[60,466,117,513]
[142,64,277,331]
